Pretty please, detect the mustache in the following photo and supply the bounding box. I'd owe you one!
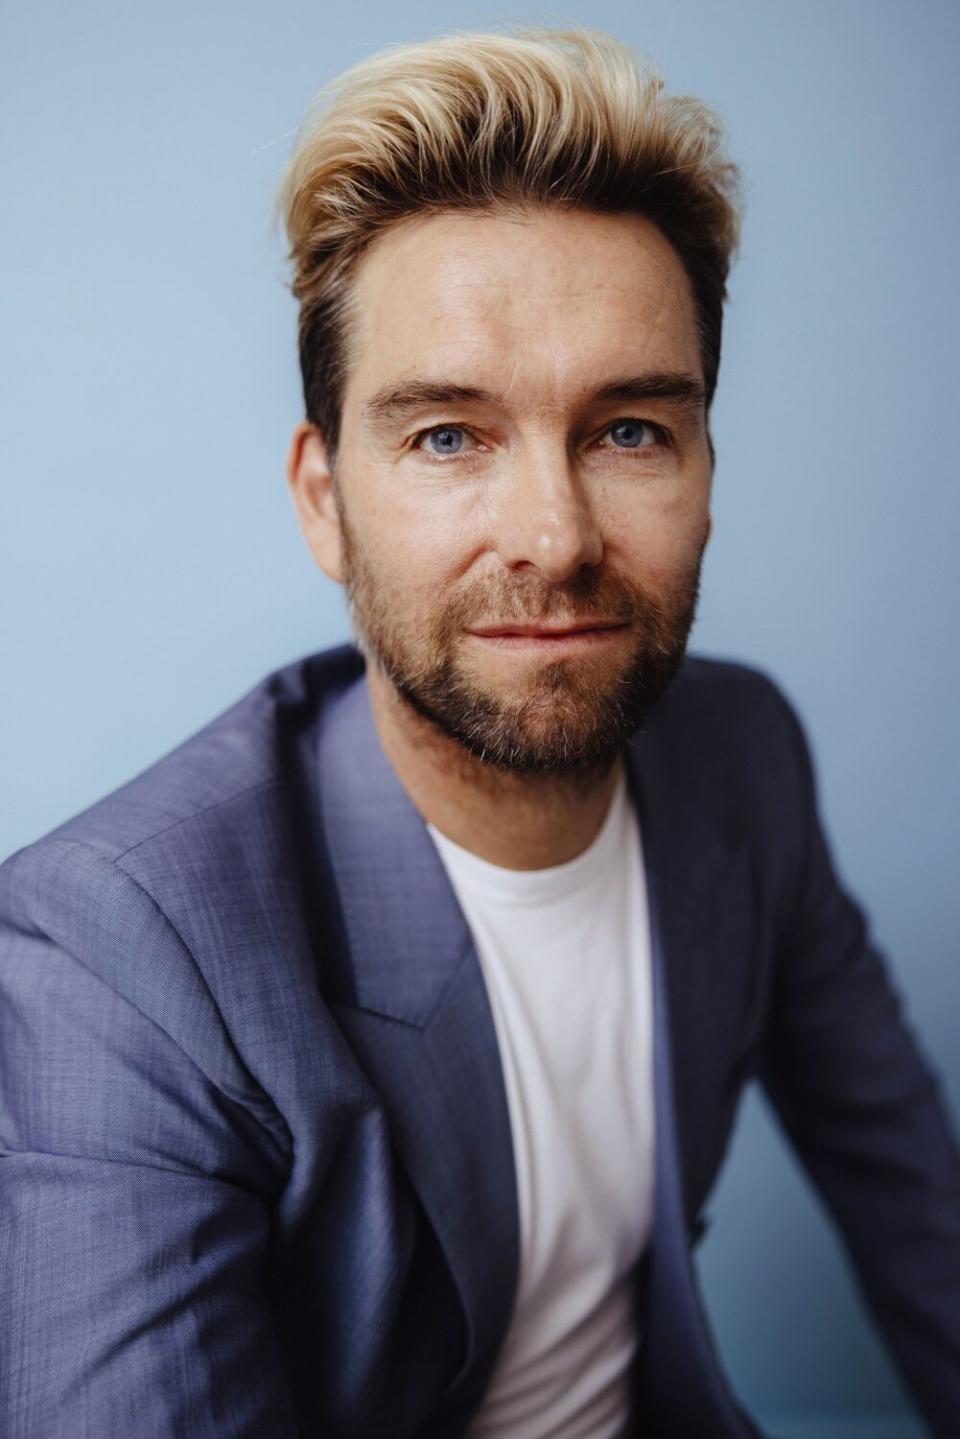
[446,570,663,629]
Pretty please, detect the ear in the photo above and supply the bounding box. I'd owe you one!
[285,421,344,584]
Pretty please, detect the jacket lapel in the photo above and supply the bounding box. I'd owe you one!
[314,675,519,1399]
[626,717,756,1435]
[626,722,752,1222]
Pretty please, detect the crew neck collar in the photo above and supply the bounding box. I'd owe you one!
[427,769,630,905]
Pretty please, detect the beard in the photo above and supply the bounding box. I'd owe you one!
[339,503,704,777]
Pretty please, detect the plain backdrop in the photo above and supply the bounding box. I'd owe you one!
[2,2,957,1434]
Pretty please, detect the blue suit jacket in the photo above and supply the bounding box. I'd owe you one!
[2,645,959,1437]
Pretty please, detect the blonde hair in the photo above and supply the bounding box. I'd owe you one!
[276,26,741,456]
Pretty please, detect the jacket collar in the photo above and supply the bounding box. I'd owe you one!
[316,672,481,1023]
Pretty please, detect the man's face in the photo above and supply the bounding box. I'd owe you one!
[298,206,713,774]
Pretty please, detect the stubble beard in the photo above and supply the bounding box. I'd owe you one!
[338,503,704,777]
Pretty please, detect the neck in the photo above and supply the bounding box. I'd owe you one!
[366,666,623,870]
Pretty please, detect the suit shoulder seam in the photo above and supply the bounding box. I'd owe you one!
[103,776,281,863]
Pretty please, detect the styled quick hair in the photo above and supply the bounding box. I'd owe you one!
[276,26,741,459]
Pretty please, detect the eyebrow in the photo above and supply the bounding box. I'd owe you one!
[362,371,707,427]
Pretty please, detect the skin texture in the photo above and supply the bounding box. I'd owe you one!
[287,206,714,868]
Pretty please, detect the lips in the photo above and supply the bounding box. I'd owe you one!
[467,621,627,639]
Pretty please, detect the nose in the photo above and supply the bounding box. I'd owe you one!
[493,445,604,583]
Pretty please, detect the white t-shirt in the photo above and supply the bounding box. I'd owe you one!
[428,772,655,1439]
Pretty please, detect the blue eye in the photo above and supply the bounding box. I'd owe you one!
[423,426,466,455]
[607,419,657,449]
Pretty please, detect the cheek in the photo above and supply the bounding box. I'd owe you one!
[603,487,709,578]
[367,480,488,586]
[356,527,465,622]
[342,459,470,568]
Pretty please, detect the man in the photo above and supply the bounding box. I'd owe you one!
[1,25,958,1439]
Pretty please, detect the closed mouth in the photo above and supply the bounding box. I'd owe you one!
[467,621,627,639]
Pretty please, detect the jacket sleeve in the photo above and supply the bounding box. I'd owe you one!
[756,691,960,1438]
[0,838,302,1438]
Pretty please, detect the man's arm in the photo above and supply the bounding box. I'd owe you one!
[757,692,960,1437]
[0,840,301,1438]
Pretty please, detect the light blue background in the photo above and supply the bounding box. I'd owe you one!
[2,2,957,1434]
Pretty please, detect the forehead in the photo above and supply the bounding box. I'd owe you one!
[342,206,703,419]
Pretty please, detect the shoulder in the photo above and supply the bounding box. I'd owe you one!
[0,636,364,933]
[0,646,371,1183]
[638,653,818,882]
[15,642,364,866]
[649,652,809,768]
[0,643,364,1106]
